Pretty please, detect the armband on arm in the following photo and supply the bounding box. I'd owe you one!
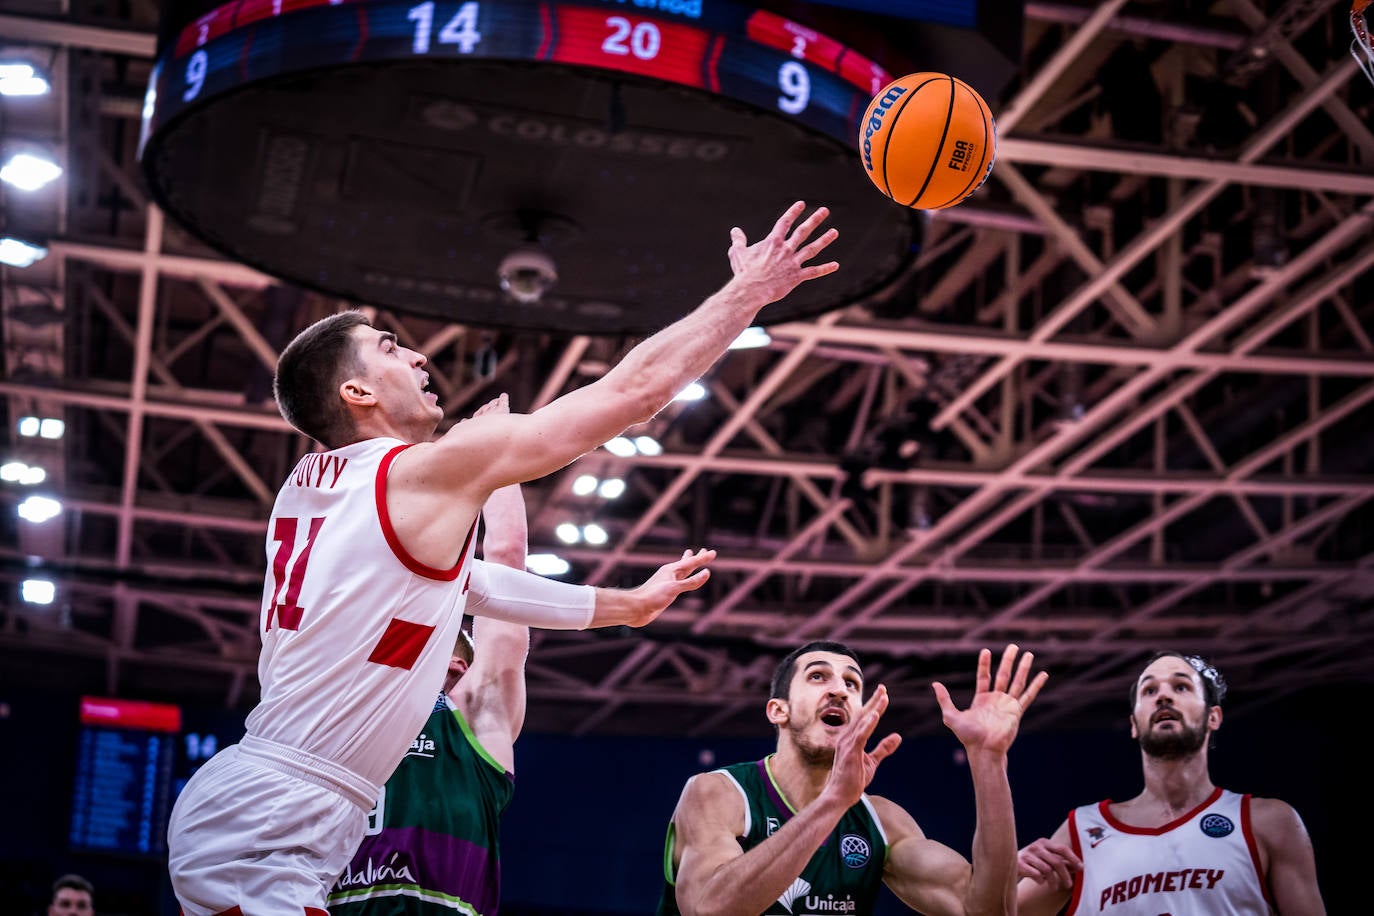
[464,559,596,630]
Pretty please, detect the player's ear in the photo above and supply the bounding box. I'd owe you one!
[340,377,375,408]
[448,656,469,678]
[766,697,790,728]
[1207,705,1222,731]
[1128,714,1139,740]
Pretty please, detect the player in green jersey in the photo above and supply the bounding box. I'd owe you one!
[658,641,1046,916]
[329,397,531,916]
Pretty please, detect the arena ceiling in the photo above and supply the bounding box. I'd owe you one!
[1,0,1372,739]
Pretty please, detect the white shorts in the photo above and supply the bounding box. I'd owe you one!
[168,736,378,916]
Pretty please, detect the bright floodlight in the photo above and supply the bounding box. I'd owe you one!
[633,435,663,456]
[526,553,570,576]
[597,478,626,499]
[674,381,707,402]
[555,522,581,544]
[20,578,56,605]
[603,436,636,457]
[17,416,40,437]
[572,474,599,496]
[39,418,65,439]
[0,237,47,268]
[729,326,772,350]
[19,465,46,485]
[0,63,35,80]
[0,66,49,96]
[17,494,62,523]
[582,523,609,546]
[1,153,63,191]
[0,461,27,482]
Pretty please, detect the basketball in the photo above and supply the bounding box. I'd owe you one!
[858,72,997,210]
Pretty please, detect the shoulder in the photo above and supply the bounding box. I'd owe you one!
[1247,795,1310,842]
[681,769,746,808]
[674,770,749,838]
[863,794,921,843]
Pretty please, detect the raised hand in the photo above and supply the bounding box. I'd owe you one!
[1018,837,1081,890]
[727,201,840,304]
[932,644,1047,757]
[821,685,903,809]
[622,548,717,627]
[466,392,509,420]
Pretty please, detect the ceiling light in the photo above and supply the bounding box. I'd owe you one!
[0,64,49,96]
[19,466,46,485]
[17,417,41,437]
[1,461,27,482]
[1,152,63,191]
[603,436,636,458]
[729,326,771,350]
[20,579,55,605]
[582,523,608,546]
[0,237,47,268]
[0,63,35,80]
[633,435,662,456]
[572,474,599,496]
[39,418,65,439]
[525,553,570,576]
[597,478,625,499]
[17,494,62,523]
[555,522,581,544]
[674,381,707,402]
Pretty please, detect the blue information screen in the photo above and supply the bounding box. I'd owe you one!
[68,697,181,857]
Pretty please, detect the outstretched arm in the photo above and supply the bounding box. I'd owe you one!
[396,202,840,499]
[672,687,901,916]
[883,646,1047,916]
[1253,797,1325,915]
[452,477,530,773]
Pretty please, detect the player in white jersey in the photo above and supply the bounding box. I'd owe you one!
[1016,652,1325,915]
[167,201,842,916]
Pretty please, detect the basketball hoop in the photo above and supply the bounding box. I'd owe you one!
[1354,0,1374,86]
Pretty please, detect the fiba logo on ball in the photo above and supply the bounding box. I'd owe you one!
[856,71,997,211]
[1200,814,1235,838]
[840,834,871,868]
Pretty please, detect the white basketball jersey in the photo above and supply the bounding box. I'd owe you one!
[244,437,477,790]
[1066,788,1272,915]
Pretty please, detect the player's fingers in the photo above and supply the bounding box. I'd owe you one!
[675,567,710,592]
[993,644,1017,694]
[797,227,839,262]
[931,681,955,715]
[770,200,807,239]
[867,732,902,766]
[1010,648,1034,696]
[798,261,840,281]
[858,682,889,718]
[1021,670,1050,710]
[974,648,992,694]
[786,205,831,247]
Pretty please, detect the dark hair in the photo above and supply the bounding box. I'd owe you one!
[273,311,372,448]
[1129,651,1228,710]
[52,874,94,901]
[770,640,861,701]
[453,625,474,665]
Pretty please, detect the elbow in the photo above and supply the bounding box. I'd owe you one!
[483,542,527,569]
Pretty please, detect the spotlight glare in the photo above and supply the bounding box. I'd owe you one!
[17,416,40,437]
[0,74,50,97]
[17,494,62,523]
[525,553,570,576]
[597,478,626,499]
[571,474,599,496]
[633,435,663,457]
[0,237,47,268]
[554,522,581,544]
[582,523,609,545]
[1,461,27,482]
[21,578,55,605]
[19,465,46,485]
[674,381,707,402]
[1,152,63,191]
[39,418,65,439]
[603,436,636,458]
[728,326,772,350]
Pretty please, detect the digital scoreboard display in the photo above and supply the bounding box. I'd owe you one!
[68,697,181,857]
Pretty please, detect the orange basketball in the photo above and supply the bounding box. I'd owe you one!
[858,72,997,210]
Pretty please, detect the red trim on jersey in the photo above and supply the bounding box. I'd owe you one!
[374,444,473,581]
[1065,807,1084,915]
[1241,793,1276,908]
[1098,785,1224,835]
[367,617,436,669]
[187,908,324,916]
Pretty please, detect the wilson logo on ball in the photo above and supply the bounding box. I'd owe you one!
[857,71,997,210]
